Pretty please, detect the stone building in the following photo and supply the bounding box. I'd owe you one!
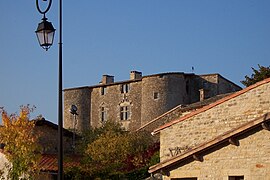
[64,71,241,132]
[149,78,270,179]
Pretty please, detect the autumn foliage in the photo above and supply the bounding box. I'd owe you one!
[0,105,42,179]
[65,121,159,179]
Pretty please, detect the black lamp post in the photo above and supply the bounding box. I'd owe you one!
[35,0,63,179]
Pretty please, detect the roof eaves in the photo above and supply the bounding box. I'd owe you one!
[149,112,270,174]
[136,93,231,132]
[152,77,270,135]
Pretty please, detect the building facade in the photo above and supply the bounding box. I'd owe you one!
[149,78,270,179]
[64,71,241,132]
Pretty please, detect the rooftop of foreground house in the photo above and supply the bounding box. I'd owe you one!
[152,77,270,135]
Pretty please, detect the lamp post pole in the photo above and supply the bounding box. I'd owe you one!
[58,0,63,179]
[35,0,63,179]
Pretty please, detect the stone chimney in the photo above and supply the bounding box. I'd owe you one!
[101,75,114,84]
[130,71,142,80]
[199,89,209,101]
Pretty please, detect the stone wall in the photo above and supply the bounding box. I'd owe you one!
[137,93,230,133]
[159,79,270,162]
[90,80,142,131]
[141,73,187,126]
[63,72,241,132]
[64,87,91,132]
[165,128,270,180]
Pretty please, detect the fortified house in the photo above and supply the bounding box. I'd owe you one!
[63,71,241,132]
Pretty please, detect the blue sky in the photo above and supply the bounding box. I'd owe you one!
[0,0,269,123]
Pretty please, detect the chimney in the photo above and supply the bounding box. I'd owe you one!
[199,89,209,101]
[101,75,114,84]
[130,71,142,80]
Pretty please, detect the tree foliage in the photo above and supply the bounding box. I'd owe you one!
[241,64,270,87]
[0,105,42,179]
[66,121,159,179]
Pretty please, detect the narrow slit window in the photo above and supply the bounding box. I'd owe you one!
[101,107,107,122]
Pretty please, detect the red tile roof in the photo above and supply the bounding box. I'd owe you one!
[152,77,270,135]
[39,154,80,172]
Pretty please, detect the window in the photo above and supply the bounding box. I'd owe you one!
[120,106,130,120]
[101,107,107,122]
[153,92,159,99]
[101,87,106,95]
[121,84,130,93]
[229,176,244,180]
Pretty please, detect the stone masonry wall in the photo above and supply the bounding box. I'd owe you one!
[137,93,229,133]
[64,72,242,132]
[91,81,142,131]
[160,80,270,162]
[64,87,91,132]
[141,73,187,126]
[165,128,270,180]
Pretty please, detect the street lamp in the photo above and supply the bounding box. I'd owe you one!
[35,17,55,51]
[35,0,55,51]
[35,0,63,179]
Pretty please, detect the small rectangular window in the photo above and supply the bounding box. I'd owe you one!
[121,84,130,93]
[101,87,106,95]
[120,106,130,120]
[228,176,244,180]
[153,92,159,99]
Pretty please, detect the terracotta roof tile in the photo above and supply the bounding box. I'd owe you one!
[39,154,80,172]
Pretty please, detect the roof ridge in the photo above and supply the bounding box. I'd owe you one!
[152,77,270,134]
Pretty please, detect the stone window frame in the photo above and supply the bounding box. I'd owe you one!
[119,100,131,121]
[100,104,107,122]
[121,83,130,93]
[153,92,159,100]
[101,86,107,95]
[120,105,130,120]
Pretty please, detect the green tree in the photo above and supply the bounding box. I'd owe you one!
[241,64,270,87]
[66,121,159,179]
[0,105,42,179]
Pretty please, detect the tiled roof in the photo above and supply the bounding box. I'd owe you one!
[149,112,270,174]
[39,154,80,172]
[34,119,80,138]
[136,93,232,132]
[152,77,270,135]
